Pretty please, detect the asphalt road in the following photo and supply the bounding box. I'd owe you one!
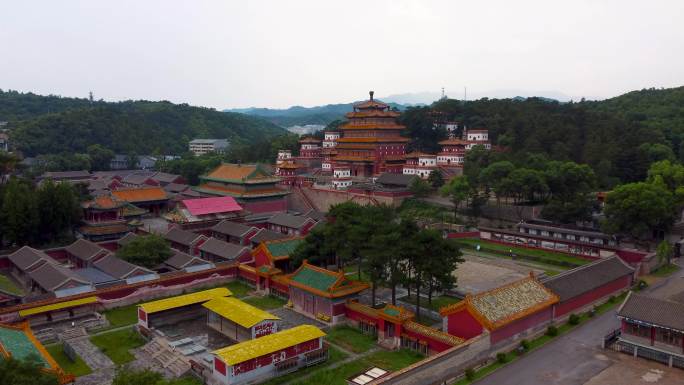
[475,259,684,385]
[475,309,619,385]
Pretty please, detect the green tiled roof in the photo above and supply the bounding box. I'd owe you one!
[291,266,339,292]
[383,308,400,317]
[0,327,47,367]
[266,238,303,257]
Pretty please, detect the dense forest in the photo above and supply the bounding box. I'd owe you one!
[0,90,286,157]
[226,101,408,127]
[402,86,684,187]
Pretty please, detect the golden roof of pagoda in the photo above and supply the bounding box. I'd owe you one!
[339,123,406,130]
[336,137,410,143]
[345,110,401,118]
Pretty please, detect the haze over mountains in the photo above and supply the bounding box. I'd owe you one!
[224,89,575,127]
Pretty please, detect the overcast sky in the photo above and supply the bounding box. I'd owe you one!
[2,1,683,109]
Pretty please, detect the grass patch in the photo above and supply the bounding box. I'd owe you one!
[102,304,138,328]
[325,325,376,353]
[399,295,461,312]
[650,263,680,277]
[261,345,348,385]
[455,238,589,267]
[0,274,23,296]
[90,328,145,365]
[243,295,287,310]
[45,344,92,377]
[398,199,455,222]
[364,349,424,371]
[293,349,423,385]
[224,280,254,298]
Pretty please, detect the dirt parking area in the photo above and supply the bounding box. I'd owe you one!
[584,351,684,385]
[452,254,543,294]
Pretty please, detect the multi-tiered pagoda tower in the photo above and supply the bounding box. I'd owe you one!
[333,91,409,177]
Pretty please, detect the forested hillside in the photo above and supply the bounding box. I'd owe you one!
[403,87,684,187]
[1,90,286,156]
[0,90,94,121]
[226,101,408,127]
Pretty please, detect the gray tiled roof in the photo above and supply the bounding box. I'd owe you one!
[618,292,684,331]
[542,256,634,301]
[250,229,288,245]
[28,260,91,291]
[7,247,48,271]
[93,254,152,279]
[211,220,255,237]
[199,237,249,260]
[375,173,418,187]
[267,213,313,229]
[116,233,138,247]
[164,227,203,246]
[152,172,181,183]
[74,267,118,285]
[164,183,190,193]
[41,170,92,180]
[165,251,210,269]
[65,239,106,262]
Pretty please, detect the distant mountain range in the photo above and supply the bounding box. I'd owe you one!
[225,90,573,128]
[225,100,414,128]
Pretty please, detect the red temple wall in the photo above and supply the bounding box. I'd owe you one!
[490,307,553,345]
[239,269,257,282]
[445,309,483,340]
[345,307,378,325]
[403,328,453,353]
[242,199,287,214]
[315,296,332,316]
[252,249,271,268]
[243,229,259,245]
[553,275,631,317]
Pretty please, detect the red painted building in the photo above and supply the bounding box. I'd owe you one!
[333,91,409,177]
[542,256,634,318]
[211,325,327,385]
[78,195,132,242]
[345,300,463,355]
[440,274,559,346]
[287,262,368,324]
[615,292,684,365]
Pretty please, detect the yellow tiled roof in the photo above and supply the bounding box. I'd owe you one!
[207,164,258,180]
[202,297,280,328]
[112,187,168,203]
[19,296,99,317]
[213,325,325,365]
[139,288,231,314]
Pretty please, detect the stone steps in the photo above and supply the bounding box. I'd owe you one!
[59,327,88,341]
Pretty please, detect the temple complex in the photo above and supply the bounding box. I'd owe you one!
[333,91,409,177]
[195,163,288,214]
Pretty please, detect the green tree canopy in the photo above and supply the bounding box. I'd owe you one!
[0,355,59,385]
[116,234,173,268]
[602,182,676,242]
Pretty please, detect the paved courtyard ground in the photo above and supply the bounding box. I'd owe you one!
[452,254,543,294]
[583,353,684,385]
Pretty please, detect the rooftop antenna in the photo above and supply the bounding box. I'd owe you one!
[441,87,445,99]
